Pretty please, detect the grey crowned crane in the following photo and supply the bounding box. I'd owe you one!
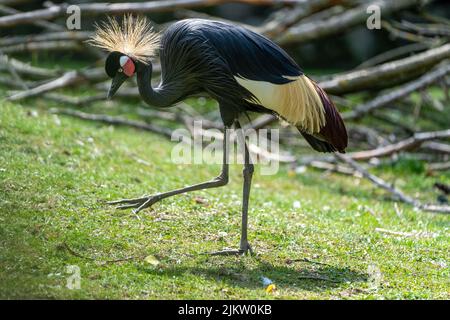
[89,15,348,255]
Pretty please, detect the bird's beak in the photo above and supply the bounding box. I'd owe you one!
[107,73,128,99]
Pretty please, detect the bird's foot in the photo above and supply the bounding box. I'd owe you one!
[107,194,162,213]
[205,242,253,256]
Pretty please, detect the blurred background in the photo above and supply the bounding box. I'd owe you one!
[0,0,449,300]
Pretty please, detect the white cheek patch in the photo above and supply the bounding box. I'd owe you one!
[119,56,129,67]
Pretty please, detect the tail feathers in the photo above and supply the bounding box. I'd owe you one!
[311,81,348,153]
[300,132,339,153]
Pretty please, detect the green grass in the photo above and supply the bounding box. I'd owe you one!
[0,97,449,300]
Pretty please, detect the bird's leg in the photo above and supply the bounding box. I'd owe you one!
[239,129,254,255]
[109,128,230,213]
[207,121,254,256]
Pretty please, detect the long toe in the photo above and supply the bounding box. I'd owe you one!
[205,249,243,256]
[107,196,149,205]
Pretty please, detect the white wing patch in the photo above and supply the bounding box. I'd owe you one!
[235,75,326,134]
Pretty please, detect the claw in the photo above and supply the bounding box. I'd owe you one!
[107,196,148,205]
[116,203,142,210]
[203,242,254,256]
[133,196,157,213]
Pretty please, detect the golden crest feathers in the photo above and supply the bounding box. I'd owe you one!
[88,14,160,64]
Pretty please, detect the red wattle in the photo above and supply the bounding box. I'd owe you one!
[123,59,135,77]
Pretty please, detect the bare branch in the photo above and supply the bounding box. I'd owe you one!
[344,61,450,120]
[277,0,432,45]
[0,0,298,28]
[349,130,450,160]
[320,43,450,94]
[335,153,450,214]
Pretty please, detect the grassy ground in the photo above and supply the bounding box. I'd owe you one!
[0,93,449,299]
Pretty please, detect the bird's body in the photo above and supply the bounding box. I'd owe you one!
[153,19,347,152]
[90,16,348,255]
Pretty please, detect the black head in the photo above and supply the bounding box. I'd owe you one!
[105,51,136,99]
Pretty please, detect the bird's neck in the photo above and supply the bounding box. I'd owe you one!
[136,62,183,108]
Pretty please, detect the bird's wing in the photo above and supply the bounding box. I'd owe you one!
[198,20,348,152]
[198,21,303,84]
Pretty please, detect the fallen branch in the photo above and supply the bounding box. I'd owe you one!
[6,71,83,101]
[0,4,63,31]
[49,108,173,138]
[277,0,431,45]
[335,153,450,214]
[5,68,106,101]
[427,161,450,172]
[262,0,339,37]
[356,42,431,69]
[320,43,450,94]
[344,61,450,120]
[0,53,61,78]
[1,40,82,54]
[375,228,438,238]
[0,0,297,28]
[382,20,442,45]
[349,129,450,160]
[0,31,92,47]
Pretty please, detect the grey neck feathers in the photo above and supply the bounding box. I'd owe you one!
[136,62,183,108]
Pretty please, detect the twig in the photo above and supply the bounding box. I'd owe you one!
[0,53,61,78]
[349,130,450,160]
[0,4,63,31]
[0,31,92,47]
[6,71,83,101]
[0,51,28,90]
[356,43,431,69]
[427,161,450,172]
[335,153,450,214]
[5,68,106,101]
[276,0,430,45]
[382,20,442,45]
[0,0,298,28]
[344,62,450,120]
[320,43,450,94]
[49,108,174,138]
[1,40,82,54]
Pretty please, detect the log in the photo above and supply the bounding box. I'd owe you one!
[0,0,298,28]
[344,61,450,120]
[49,108,173,138]
[320,43,450,94]
[349,130,450,160]
[276,0,433,45]
[335,153,450,214]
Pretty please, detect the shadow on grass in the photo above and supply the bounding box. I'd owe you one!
[138,258,368,292]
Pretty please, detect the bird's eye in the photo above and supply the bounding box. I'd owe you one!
[118,68,123,73]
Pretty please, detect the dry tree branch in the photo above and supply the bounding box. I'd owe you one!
[344,61,450,120]
[321,43,450,94]
[356,43,431,69]
[276,0,432,45]
[0,51,28,90]
[5,68,105,101]
[262,0,341,37]
[0,31,92,47]
[349,130,450,160]
[335,153,450,214]
[0,0,298,28]
[0,4,64,31]
[1,40,82,54]
[5,71,84,101]
[381,20,442,45]
[395,20,450,38]
[427,161,450,171]
[49,108,174,138]
[0,53,61,78]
